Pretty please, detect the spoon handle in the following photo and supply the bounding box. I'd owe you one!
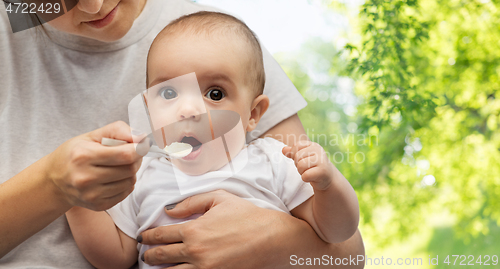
[101,137,170,158]
[101,137,127,146]
[102,137,158,157]
[100,137,190,159]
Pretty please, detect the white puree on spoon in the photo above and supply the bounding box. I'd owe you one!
[164,142,193,158]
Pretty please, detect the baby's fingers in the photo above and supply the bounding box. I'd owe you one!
[302,167,332,190]
[296,154,320,174]
[282,146,293,158]
[283,140,313,160]
[301,167,323,182]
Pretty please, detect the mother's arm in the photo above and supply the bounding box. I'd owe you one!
[259,114,310,146]
[0,156,73,258]
[140,114,365,268]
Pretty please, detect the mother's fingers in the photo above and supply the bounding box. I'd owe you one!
[143,243,188,266]
[88,121,134,143]
[100,176,136,198]
[168,263,197,269]
[86,142,143,166]
[75,181,134,211]
[165,190,232,219]
[92,162,142,184]
[140,224,184,245]
[89,188,134,211]
[65,162,139,193]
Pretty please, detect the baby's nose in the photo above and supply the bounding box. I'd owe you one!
[177,103,203,121]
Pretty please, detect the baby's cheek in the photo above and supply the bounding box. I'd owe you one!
[221,118,246,157]
[149,107,177,130]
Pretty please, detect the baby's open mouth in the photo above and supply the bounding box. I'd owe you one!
[180,136,202,151]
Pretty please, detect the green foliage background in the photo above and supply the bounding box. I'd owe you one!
[275,0,500,265]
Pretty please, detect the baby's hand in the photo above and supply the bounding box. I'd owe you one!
[282,141,335,191]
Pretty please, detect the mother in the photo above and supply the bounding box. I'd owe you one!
[0,0,364,267]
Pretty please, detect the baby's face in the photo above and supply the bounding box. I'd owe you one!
[146,33,257,175]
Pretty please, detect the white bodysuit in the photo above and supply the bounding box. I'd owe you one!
[107,138,314,269]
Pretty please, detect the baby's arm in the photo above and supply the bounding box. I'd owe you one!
[283,141,359,244]
[66,207,138,269]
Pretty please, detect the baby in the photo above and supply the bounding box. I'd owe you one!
[66,11,359,269]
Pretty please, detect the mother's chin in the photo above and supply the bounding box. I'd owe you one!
[46,0,146,42]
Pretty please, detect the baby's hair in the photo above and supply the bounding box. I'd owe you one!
[146,11,266,96]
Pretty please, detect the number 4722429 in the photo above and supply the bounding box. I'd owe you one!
[5,2,61,14]
[443,255,498,266]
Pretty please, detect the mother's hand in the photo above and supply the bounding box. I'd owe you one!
[46,121,144,211]
[0,121,149,257]
[139,190,365,269]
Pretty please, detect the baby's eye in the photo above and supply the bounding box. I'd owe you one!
[160,88,177,100]
[206,88,225,101]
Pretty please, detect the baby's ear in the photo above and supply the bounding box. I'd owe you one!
[247,95,270,132]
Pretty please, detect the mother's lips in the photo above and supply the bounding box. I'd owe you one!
[85,4,119,28]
